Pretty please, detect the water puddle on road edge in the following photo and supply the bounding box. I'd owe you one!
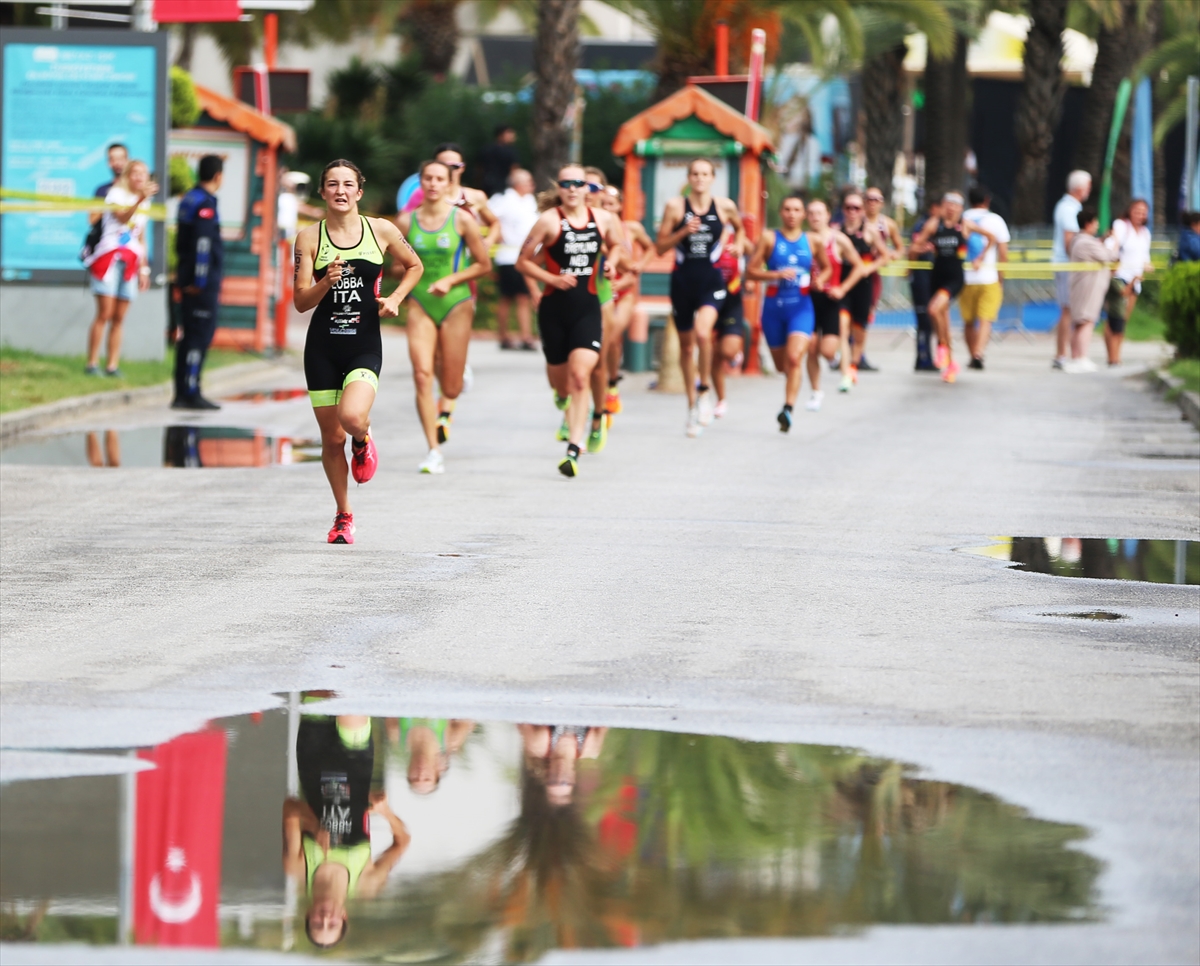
[963,537,1199,584]
[0,697,1102,961]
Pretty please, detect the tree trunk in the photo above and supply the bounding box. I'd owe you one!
[533,0,580,190]
[863,43,906,204]
[1073,0,1162,185]
[175,22,195,71]
[402,0,460,78]
[1011,0,1068,225]
[923,32,968,203]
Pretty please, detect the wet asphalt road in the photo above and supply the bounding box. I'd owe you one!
[1,330,1197,964]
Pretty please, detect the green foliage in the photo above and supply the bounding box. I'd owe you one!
[169,66,202,128]
[1169,357,1200,394]
[168,154,196,198]
[580,80,656,187]
[1160,261,1200,358]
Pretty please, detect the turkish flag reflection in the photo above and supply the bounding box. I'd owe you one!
[134,729,227,947]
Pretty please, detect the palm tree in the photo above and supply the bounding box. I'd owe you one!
[399,0,462,77]
[1011,0,1069,225]
[533,0,582,188]
[922,29,971,202]
[1135,3,1200,146]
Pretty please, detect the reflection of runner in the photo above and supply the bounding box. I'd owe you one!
[386,717,475,795]
[293,160,423,544]
[86,430,120,467]
[283,710,410,950]
[398,160,492,475]
[518,724,608,806]
[746,195,829,432]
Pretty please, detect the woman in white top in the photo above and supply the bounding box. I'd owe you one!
[1103,198,1153,366]
[83,159,157,376]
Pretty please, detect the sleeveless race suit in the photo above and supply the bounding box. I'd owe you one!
[304,216,385,407]
[406,208,472,325]
[669,197,726,332]
[714,246,745,339]
[538,206,603,365]
[811,234,843,338]
[930,220,967,298]
[760,230,814,348]
[841,224,875,325]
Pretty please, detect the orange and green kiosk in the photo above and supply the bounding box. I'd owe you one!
[611,84,774,373]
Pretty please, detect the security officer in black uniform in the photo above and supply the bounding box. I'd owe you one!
[172,155,225,410]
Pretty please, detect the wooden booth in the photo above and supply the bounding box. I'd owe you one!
[611,84,774,374]
[169,85,295,352]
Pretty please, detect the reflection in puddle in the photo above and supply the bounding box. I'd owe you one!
[222,389,309,403]
[967,537,1199,584]
[0,427,321,468]
[0,699,1101,960]
[1042,611,1128,622]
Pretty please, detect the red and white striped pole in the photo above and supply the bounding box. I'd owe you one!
[744,28,765,121]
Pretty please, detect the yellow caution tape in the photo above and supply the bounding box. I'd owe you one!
[0,188,168,220]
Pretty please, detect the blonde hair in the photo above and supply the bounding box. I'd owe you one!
[113,159,148,194]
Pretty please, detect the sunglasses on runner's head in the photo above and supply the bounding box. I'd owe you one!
[587,182,604,193]
[844,203,862,210]
[866,195,883,203]
[443,162,464,170]
[558,179,586,189]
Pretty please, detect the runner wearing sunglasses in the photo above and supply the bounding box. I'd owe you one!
[516,164,626,477]
[838,194,890,381]
[655,158,745,438]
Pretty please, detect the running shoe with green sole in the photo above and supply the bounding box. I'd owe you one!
[587,417,607,454]
[558,454,578,477]
[556,417,570,442]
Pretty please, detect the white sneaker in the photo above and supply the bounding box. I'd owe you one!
[697,390,715,426]
[1076,358,1098,372]
[1063,358,1098,374]
[686,407,702,438]
[461,364,474,393]
[806,390,824,412]
[839,373,853,393]
[418,448,445,474]
[713,399,728,418]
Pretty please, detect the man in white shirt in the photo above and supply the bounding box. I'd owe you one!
[960,185,1010,369]
[489,168,539,350]
[1052,170,1091,369]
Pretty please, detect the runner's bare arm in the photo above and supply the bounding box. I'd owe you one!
[810,234,831,291]
[655,197,691,254]
[745,230,781,282]
[372,217,424,318]
[293,224,341,313]
[281,798,315,876]
[909,216,938,258]
[601,210,628,276]
[720,198,747,254]
[467,188,498,230]
[357,799,410,896]
[868,225,892,264]
[886,216,904,253]
[516,213,575,290]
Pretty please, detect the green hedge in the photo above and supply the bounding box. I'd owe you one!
[1161,261,1200,358]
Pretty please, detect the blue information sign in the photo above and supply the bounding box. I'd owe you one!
[1,32,163,279]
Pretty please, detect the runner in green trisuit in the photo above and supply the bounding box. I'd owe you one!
[397,159,491,474]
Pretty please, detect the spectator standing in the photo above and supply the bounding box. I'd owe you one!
[489,168,539,350]
[479,125,519,200]
[1104,199,1153,366]
[93,143,128,198]
[82,159,156,376]
[960,185,1010,370]
[172,155,225,410]
[1065,206,1115,372]
[1052,170,1092,370]
[1173,211,1200,263]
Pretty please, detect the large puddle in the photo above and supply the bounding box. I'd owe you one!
[0,427,321,468]
[0,698,1101,960]
[967,537,1199,585]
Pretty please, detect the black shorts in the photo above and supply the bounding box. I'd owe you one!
[715,290,745,339]
[670,265,726,333]
[304,321,382,407]
[811,290,843,338]
[538,290,602,365]
[496,264,527,298]
[843,279,873,326]
[932,268,964,300]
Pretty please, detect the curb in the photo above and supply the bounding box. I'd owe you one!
[1148,368,1200,431]
[0,358,294,442]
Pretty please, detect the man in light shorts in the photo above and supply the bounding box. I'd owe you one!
[960,185,1010,370]
[1052,171,1091,370]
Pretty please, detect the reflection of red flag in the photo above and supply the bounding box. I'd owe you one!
[134,729,227,947]
[153,0,241,23]
[597,782,638,859]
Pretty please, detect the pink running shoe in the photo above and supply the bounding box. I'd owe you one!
[942,360,959,384]
[327,512,355,544]
[351,434,378,484]
[935,344,949,370]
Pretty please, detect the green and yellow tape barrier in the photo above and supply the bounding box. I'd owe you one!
[0,188,169,220]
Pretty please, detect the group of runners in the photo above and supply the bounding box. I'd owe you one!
[293,154,995,545]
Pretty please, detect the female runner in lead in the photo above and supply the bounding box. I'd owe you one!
[294,159,423,544]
